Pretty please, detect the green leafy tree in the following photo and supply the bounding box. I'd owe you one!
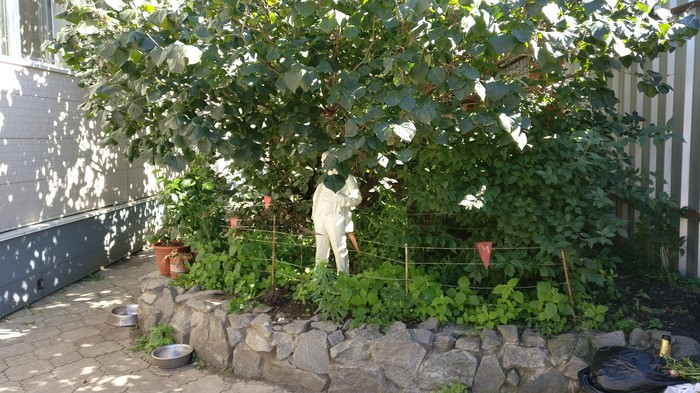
[49,0,697,297]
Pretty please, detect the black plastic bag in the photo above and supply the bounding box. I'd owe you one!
[590,346,683,393]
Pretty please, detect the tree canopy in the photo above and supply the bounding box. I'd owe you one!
[51,0,698,280]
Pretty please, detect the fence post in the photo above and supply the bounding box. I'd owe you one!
[560,249,576,322]
[271,215,276,290]
[404,243,409,297]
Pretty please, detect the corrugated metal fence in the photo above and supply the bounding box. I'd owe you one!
[611,1,700,278]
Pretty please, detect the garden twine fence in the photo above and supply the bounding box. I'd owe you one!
[225,199,577,316]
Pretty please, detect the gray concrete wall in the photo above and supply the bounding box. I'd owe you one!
[0,199,158,318]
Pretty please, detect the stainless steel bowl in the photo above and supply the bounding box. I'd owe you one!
[108,304,138,327]
[151,344,193,369]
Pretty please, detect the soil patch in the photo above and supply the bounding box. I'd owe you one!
[609,275,700,342]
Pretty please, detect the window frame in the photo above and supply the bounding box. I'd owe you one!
[0,0,66,67]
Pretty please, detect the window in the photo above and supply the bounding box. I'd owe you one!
[0,0,67,64]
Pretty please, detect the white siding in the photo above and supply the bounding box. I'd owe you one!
[0,58,159,233]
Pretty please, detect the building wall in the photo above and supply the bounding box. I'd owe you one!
[611,1,700,278]
[0,57,160,317]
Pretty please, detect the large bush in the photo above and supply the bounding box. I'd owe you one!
[50,0,698,332]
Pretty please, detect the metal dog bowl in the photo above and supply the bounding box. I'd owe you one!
[108,304,138,327]
[151,344,193,369]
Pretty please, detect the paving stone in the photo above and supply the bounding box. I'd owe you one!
[0,251,292,393]
[180,374,233,393]
[4,359,53,381]
[61,325,102,342]
[49,350,83,367]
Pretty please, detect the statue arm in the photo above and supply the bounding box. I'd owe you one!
[335,175,362,208]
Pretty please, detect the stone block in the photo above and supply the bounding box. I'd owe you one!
[672,336,700,359]
[328,330,345,348]
[138,271,170,293]
[561,355,589,379]
[502,345,549,369]
[154,286,177,317]
[189,307,232,368]
[346,325,382,341]
[629,328,647,348]
[263,358,328,392]
[548,333,590,366]
[283,319,310,335]
[330,338,371,364]
[518,368,570,393]
[591,331,626,350]
[506,369,520,386]
[273,331,294,360]
[480,328,502,351]
[433,333,456,352]
[455,336,481,352]
[417,317,440,332]
[292,330,330,374]
[311,320,339,333]
[411,329,435,347]
[385,321,407,334]
[228,313,256,329]
[521,329,547,348]
[227,327,246,349]
[250,313,274,337]
[497,325,519,343]
[472,354,505,393]
[370,330,427,388]
[329,364,386,393]
[170,303,194,344]
[414,349,478,391]
[233,344,264,378]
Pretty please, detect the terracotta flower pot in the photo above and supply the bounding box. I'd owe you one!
[152,241,190,276]
[169,251,193,279]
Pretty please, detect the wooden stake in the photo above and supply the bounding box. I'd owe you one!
[560,249,576,323]
[404,243,409,297]
[271,215,276,290]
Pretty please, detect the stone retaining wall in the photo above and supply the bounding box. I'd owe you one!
[137,271,700,393]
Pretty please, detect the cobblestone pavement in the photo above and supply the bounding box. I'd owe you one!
[0,250,292,393]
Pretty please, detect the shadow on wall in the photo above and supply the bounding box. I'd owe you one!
[0,61,161,318]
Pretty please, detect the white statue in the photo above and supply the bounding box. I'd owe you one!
[312,153,362,274]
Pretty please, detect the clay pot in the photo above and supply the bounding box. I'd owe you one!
[168,251,193,279]
[152,241,190,276]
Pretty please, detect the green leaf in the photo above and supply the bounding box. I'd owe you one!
[428,66,446,85]
[544,303,558,319]
[284,69,302,92]
[392,121,417,142]
[542,2,561,23]
[489,34,518,54]
[294,2,315,17]
[183,45,202,65]
[345,119,359,137]
[396,148,413,162]
[374,122,391,142]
